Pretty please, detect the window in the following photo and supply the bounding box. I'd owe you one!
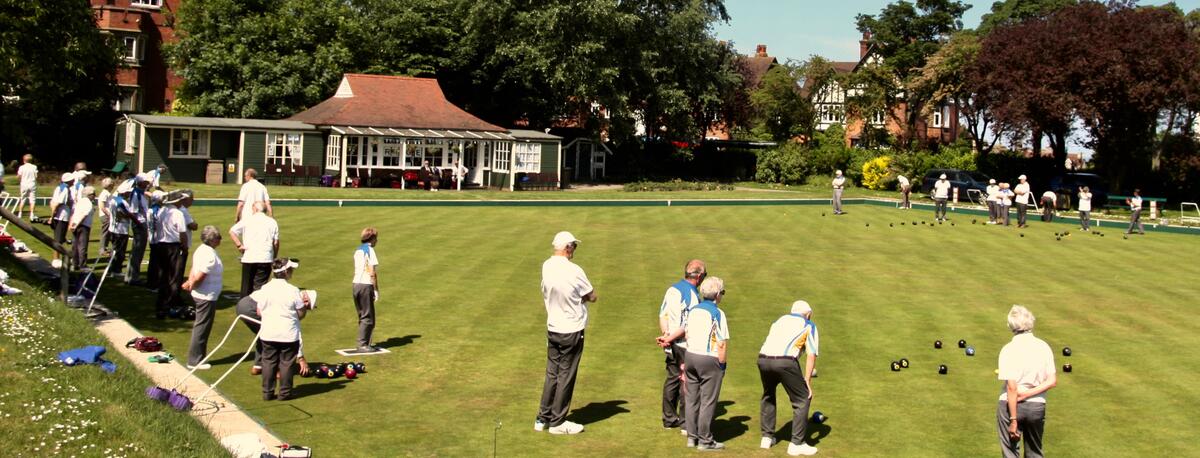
[405,140,423,167]
[325,134,342,170]
[493,141,511,172]
[266,132,302,166]
[423,143,444,167]
[514,143,541,173]
[114,87,140,112]
[483,142,493,169]
[120,36,143,63]
[130,0,162,8]
[870,110,886,126]
[463,142,478,170]
[382,142,403,167]
[818,104,843,124]
[347,136,361,166]
[932,109,943,128]
[124,122,137,155]
[170,129,210,158]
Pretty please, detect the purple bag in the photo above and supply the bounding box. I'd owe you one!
[167,390,193,411]
[146,386,171,402]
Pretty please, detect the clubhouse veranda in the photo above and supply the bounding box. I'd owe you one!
[114,74,612,191]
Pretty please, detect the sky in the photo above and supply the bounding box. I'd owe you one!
[714,0,1200,63]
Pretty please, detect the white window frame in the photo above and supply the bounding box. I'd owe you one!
[266,132,303,167]
[493,141,511,172]
[513,142,541,173]
[169,128,210,159]
[114,87,140,112]
[130,0,162,8]
[325,134,342,170]
[871,110,886,126]
[120,35,144,63]
[932,106,944,128]
[346,136,361,167]
[124,122,137,155]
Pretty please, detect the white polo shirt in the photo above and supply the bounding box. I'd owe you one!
[50,184,73,222]
[659,280,699,348]
[108,196,131,235]
[1078,192,1092,212]
[97,190,111,217]
[353,244,379,285]
[897,175,910,189]
[1042,191,1056,204]
[68,197,94,228]
[180,206,195,248]
[230,212,279,263]
[684,301,728,358]
[17,163,37,191]
[189,243,224,301]
[153,206,187,244]
[997,332,1055,403]
[238,179,271,221]
[1129,196,1142,211]
[541,255,593,334]
[758,314,819,359]
[1000,189,1013,206]
[933,180,951,199]
[986,184,1000,202]
[253,278,304,343]
[832,176,845,189]
[1015,182,1031,204]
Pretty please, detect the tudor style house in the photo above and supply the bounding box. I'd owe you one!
[810,33,959,148]
[115,74,563,190]
[91,0,184,113]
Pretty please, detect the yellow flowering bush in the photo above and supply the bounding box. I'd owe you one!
[862,156,893,190]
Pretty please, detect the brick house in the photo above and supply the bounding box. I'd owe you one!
[91,0,183,113]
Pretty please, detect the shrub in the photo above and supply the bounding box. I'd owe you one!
[754,142,811,184]
[622,180,736,192]
[862,156,894,190]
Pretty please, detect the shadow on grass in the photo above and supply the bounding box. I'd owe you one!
[243,403,315,426]
[711,400,750,443]
[291,379,351,399]
[376,334,421,349]
[567,400,630,425]
[774,420,833,445]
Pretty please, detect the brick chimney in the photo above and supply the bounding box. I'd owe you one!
[859,31,872,59]
[755,44,768,57]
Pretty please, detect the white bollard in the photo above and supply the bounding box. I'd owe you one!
[1150,201,1158,219]
[953,187,959,204]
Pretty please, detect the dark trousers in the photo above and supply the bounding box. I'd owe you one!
[187,298,216,366]
[1017,203,1028,226]
[109,233,129,275]
[997,400,1046,458]
[1127,208,1144,234]
[352,283,376,347]
[261,340,299,399]
[154,242,182,315]
[901,186,911,208]
[684,352,725,446]
[1041,198,1054,222]
[662,343,686,427]
[52,219,69,244]
[236,296,264,368]
[988,201,997,222]
[758,356,811,445]
[1080,211,1091,230]
[537,330,585,427]
[98,215,110,253]
[934,198,948,220]
[72,226,91,270]
[1002,205,1012,226]
[126,225,148,283]
[240,263,272,297]
[147,242,161,287]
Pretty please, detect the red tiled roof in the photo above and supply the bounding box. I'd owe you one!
[831,61,858,73]
[740,56,778,87]
[289,74,506,132]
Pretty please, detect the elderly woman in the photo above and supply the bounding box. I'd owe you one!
[1077,186,1093,231]
[757,300,820,456]
[252,258,314,401]
[997,305,1057,458]
[182,226,224,370]
[683,276,730,451]
[96,177,115,255]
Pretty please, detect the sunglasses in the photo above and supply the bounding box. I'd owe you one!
[719,290,726,296]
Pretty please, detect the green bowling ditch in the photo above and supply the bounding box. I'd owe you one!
[23,202,1200,456]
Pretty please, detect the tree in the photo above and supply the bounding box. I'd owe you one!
[749,64,809,141]
[855,0,971,148]
[0,0,119,167]
[910,31,1002,154]
[977,0,1076,33]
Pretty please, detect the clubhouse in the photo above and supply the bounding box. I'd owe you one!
[115,74,562,190]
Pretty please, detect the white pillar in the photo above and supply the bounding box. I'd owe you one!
[339,134,348,187]
[400,140,407,190]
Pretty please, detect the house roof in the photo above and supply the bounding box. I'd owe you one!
[831,61,858,74]
[509,129,562,141]
[740,56,778,87]
[126,114,318,131]
[289,74,507,133]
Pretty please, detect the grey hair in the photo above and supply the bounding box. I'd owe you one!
[252,201,265,213]
[684,259,706,280]
[200,225,221,245]
[1007,305,1036,334]
[100,177,114,189]
[698,276,724,301]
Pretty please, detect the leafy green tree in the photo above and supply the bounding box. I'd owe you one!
[749,64,809,141]
[977,0,1076,33]
[0,0,119,167]
[910,31,1002,154]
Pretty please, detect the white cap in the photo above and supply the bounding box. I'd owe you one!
[136,172,154,182]
[989,178,996,184]
[835,170,843,176]
[272,259,300,273]
[61,173,75,183]
[791,300,812,317]
[552,231,580,249]
[75,170,92,177]
[81,186,95,197]
[939,174,947,179]
[116,181,134,194]
[303,290,318,309]
[1019,174,1027,181]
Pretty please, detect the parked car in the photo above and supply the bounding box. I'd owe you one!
[1048,173,1109,210]
[921,169,993,203]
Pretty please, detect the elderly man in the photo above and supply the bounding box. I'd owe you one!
[125,175,152,285]
[986,179,1001,224]
[153,191,189,319]
[16,154,38,220]
[757,300,820,456]
[1014,175,1031,228]
[1040,190,1057,222]
[236,169,272,223]
[534,231,597,435]
[49,173,76,269]
[107,184,136,278]
[183,225,224,370]
[997,305,1057,458]
[352,227,381,353]
[419,160,441,191]
[1125,189,1145,235]
[999,183,1014,226]
[831,171,846,215]
[229,202,280,297]
[932,173,951,221]
[681,276,729,451]
[96,178,115,255]
[655,260,705,431]
[897,175,911,209]
[253,258,314,401]
[66,186,96,271]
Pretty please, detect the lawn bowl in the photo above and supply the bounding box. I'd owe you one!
[934,340,943,349]
[1063,347,1072,357]
[965,346,976,356]
[891,361,901,372]
[938,364,948,375]
[811,411,828,424]
[958,339,966,348]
